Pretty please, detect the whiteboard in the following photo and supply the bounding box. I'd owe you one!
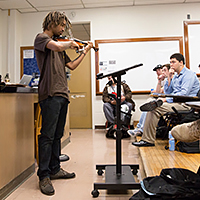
[95,37,183,94]
[188,23,200,73]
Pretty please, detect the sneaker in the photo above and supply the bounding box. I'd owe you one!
[132,140,155,147]
[140,99,163,111]
[59,154,70,162]
[39,177,55,196]
[127,129,143,137]
[50,168,76,180]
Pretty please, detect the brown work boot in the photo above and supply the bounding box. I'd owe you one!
[50,168,76,180]
[39,177,55,195]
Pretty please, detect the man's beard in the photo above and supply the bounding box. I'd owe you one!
[53,33,61,37]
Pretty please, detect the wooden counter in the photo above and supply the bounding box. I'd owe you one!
[0,93,36,199]
[0,92,70,199]
[0,93,70,199]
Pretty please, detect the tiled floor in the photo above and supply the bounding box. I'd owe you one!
[5,129,144,200]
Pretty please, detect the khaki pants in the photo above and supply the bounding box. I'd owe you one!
[171,121,200,143]
[141,102,191,143]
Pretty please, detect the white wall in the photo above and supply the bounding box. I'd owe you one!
[0,10,8,79]
[3,3,200,128]
[8,10,21,82]
[0,10,21,83]
[0,9,2,77]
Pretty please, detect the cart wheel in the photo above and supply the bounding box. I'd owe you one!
[91,189,99,198]
[132,169,138,175]
[97,169,104,176]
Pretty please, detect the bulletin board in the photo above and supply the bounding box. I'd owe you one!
[184,21,200,75]
[20,46,40,78]
[95,37,183,95]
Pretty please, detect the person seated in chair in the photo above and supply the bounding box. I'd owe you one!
[128,63,174,137]
[132,53,200,147]
[102,76,135,130]
[170,66,200,143]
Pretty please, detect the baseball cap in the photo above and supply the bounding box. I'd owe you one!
[153,64,163,71]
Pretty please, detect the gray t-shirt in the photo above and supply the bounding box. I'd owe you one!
[34,33,71,102]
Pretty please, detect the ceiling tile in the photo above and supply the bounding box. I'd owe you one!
[28,0,81,7]
[185,0,200,2]
[83,0,133,2]
[36,5,84,12]
[84,1,133,8]
[0,0,31,9]
[134,0,184,5]
[18,7,38,13]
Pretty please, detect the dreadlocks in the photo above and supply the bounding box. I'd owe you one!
[42,11,71,32]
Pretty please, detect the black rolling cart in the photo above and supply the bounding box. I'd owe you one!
[91,63,143,198]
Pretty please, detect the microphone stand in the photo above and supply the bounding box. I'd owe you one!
[91,63,143,198]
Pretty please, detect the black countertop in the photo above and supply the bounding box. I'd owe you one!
[0,84,38,93]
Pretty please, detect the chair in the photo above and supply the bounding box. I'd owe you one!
[105,93,134,139]
[156,106,200,140]
[157,90,200,140]
[105,111,132,139]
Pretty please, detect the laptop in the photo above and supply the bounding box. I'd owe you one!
[19,74,33,86]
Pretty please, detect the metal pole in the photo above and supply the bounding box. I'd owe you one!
[116,74,122,175]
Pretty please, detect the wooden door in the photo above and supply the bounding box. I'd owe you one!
[67,49,92,128]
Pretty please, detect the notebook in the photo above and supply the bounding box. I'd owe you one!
[19,74,33,86]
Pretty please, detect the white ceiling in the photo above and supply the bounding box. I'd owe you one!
[0,0,200,14]
[1,0,200,40]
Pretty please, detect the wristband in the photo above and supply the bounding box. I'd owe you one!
[82,52,86,56]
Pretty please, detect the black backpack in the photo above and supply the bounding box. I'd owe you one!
[176,141,200,153]
[130,168,200,200]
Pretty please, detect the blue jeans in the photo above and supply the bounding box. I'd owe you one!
[37,96,69,181]
[103,101,132,124]
[136,112,147,133]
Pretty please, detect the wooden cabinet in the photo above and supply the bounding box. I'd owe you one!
[0,93,70,199]
[0,93,35,199]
